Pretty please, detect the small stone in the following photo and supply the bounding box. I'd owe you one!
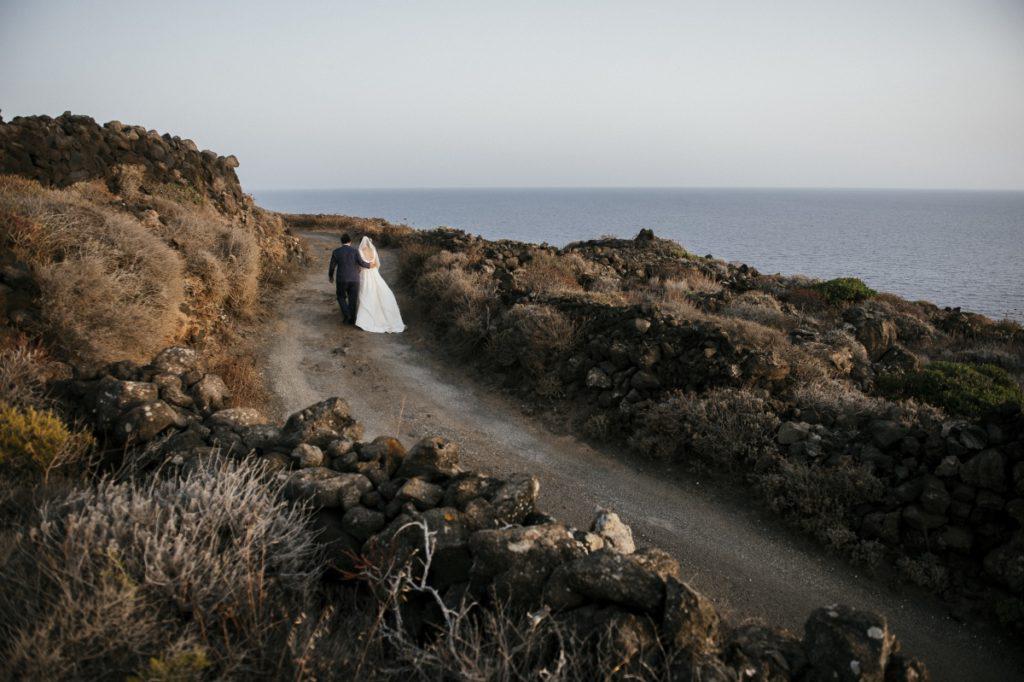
[778,421,810,445]
[590,509,635,554]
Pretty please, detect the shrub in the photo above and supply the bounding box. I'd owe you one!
[785,287,831,314]
[878,361,1024,417]
[0,458,323,679]
[723,291,795,331]
[397,241,441,287]
[491,303,576,376]
[518,251,583,294]
[626,278,706,320]
[814,277,876,304]
[630,388,780,467]
[0,402,92,479]
[758,458,884,547]
[414,253,498,354]
[0,344,50,409]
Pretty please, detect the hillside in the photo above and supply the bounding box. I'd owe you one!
[284,213,1024,636]
[4,113,1019,679]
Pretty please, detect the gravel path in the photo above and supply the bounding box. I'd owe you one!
[263,232,1022,681]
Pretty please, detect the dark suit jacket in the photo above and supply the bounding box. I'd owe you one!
[328,245,371,283]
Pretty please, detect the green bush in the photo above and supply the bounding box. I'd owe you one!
[0,402,91,478]
[814,277,877,304]
[878,361,1024,417]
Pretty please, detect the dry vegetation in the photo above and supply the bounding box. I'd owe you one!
[0,170,302,405]
[386,225,1024,626]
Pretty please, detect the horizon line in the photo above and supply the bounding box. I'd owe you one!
[250,184,1024,194]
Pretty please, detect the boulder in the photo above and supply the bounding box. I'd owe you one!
[724,624,807,682]
[397,477,444,510]
[357,436,406,477]
[291,443,324,468]
[778,421,810,445]
[486,473,540,526]
[958,424,988,451]
[563,605,657,666]
[341,506,386,541]
[151,346,199,375]
[803,605,894,682]
[918,476,950,516]
[563,548,681,614]
[308,509,362,572]
[663,577,720,652]
[630,370,661,391]
[395,436,461,481]
[443,473,503,510]
[283,397,363,447]
[89,376,159,427]
[282,468,372,509]
[875,344,921,374]
[421,507,472,589]
[469,523,588,604]
[190,373,230,413]
[206,407,265,430]
[115,399,185,442]
[591,509,635,554]
[238,424,283,451]
[959,449,1006,492]
[983,533,1024,592]
[869,419,907,449]
[152,373,193,408]
[854,316,897,361]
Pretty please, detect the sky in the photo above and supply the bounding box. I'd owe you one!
[2,0,1023,190]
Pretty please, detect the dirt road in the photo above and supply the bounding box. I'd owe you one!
[263,233,1022,681]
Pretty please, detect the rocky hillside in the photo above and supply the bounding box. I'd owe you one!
[299,218,1024,633]
[0,345,930,679]
[0,113,303,404]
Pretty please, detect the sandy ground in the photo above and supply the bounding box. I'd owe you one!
[262,232,1023,681]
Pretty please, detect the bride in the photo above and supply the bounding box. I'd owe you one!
[355,236,405,333]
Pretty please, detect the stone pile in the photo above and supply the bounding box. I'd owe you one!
[65,346,930,680]
[778,404,1024,598]
[0,112,246,214]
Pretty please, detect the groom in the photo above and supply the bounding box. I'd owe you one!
[327,233,371,325]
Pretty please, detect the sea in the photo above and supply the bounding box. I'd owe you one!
[254,188,1024,322]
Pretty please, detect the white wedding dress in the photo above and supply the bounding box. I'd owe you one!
[355,237,405,333]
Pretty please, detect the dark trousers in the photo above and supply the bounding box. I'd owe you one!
[336,281,360,323]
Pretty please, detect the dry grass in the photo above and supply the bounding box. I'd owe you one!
[518,251,586,295]
[1,178,185,362]
[0,174,300,366]
[0,343,51,409]
[280,213,415,247]
[0,457,323,680]
[491,303,577,376]
[625,279,706,320]
[723,290,795,331]
[631,388,780,466]
[413,251,499,354]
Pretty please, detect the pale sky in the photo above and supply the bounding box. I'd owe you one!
[2,0,1023,190]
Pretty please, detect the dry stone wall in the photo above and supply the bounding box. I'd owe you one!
[0,112,246,214]
[60,346,930,680]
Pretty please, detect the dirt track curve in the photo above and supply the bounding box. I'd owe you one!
[262,232,1023,681]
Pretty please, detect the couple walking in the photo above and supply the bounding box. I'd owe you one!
[327,233,405,333]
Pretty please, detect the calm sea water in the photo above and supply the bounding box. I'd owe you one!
[255,188,1024,321]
